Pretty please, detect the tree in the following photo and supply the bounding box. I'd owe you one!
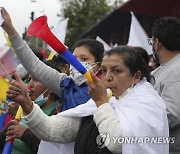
[60,0,122,48]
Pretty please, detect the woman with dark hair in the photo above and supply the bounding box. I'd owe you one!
[7,46,169,154]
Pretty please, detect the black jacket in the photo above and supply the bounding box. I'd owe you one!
[75,115,113,154]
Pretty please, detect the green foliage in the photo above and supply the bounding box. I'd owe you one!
[61,0,122,48]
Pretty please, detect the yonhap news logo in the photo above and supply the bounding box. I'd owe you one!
[96,133,175,149]
[96,132,111,148]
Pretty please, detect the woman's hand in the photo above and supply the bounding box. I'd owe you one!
[6,72,33,115]
[86,69,108,107]
[6,120,27,141]
[0,7,17,37]
[7,102,19,116]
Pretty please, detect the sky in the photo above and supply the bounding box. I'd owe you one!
[0,0,62,47]
[0,0,129,48]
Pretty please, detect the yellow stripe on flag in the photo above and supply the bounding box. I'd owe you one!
[0,76,9,104]
[4,32,17,57]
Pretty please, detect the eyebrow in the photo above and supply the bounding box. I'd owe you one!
[101,65,121,68]
[79,54,89,57]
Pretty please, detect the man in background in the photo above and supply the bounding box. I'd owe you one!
[150,16,180,154]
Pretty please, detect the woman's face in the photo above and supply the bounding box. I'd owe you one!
[27,75,47,101]
[101,54,135,98]
[73,46,96,63]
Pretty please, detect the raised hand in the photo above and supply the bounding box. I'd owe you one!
[7,102,19,116]
[86,69,108,107]
[6,120,27,141]
[6,73,33,115]
[0,7,17,37]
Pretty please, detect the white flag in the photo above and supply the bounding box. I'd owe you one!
[128,12,152,55]
[96,36,111,51]
[47,18,69,54]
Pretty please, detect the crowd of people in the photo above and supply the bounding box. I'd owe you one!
[0,6,180,154]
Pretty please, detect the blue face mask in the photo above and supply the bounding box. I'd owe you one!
[34,90,48,106]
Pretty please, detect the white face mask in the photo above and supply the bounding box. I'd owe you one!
[34,89,48,106]
[118,86,134,100]
[118,76,135,100]
[69,62,92,86]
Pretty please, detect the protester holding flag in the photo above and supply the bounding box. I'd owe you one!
[1,90,60,154]
[0,56,69,154]
[1,7,104,112]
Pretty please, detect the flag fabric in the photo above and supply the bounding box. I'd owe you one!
[47,18,69,54]
[3,113,12,127]
[128,12,153,55]
[0,99,13,129]
[0,112,8,130]
[0,46,19,77]
[0,76,9,103]
[0,99,12,130]
[96,36,111,51]
[2,107,22,154]
[4,33,11,47]
[4,32,17,57]
[0,76,10,130]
